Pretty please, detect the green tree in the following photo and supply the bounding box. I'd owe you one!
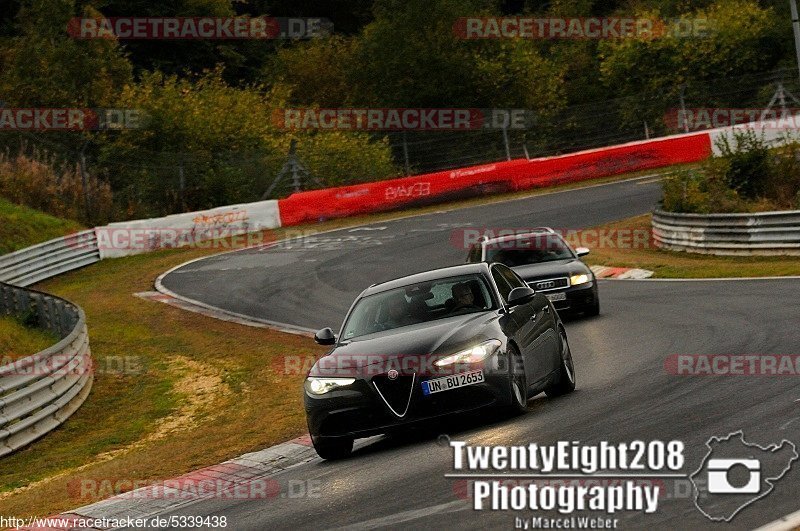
[349,0,564,111]
[92,0,277,84]
[598,0,785,119]
[267,36,359,107]
[0,0,132,108]
[99,69,398,215]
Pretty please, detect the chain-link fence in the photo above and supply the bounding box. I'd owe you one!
[388,67,800,174]
[2,67,799,223]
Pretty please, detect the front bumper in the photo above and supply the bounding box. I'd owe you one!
[537,281,598,312]
[304,361,511,439]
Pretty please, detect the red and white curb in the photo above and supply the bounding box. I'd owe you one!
[590,265,654,280]
[18,435,319,530]
[18,433,390,530]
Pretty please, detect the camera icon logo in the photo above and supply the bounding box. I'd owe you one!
[691,431,798,522]
[706,458,760,494]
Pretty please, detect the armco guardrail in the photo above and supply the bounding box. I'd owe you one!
[0,282,93,456]
[652,209,800,255]
[0,230,100,287]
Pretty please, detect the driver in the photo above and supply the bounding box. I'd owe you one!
[450,282,479,312]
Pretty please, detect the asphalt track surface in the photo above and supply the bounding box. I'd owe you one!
[157,177,800,530]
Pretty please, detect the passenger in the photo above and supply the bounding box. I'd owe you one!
[380,293,414,330]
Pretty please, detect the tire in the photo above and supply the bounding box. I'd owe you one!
[311,434,353,460]
[545,327,576,397]
[506,344,528,414]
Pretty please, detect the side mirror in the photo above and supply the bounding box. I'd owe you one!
[507,286,536,307]
[575,247,590,257]
[314,327,336,345]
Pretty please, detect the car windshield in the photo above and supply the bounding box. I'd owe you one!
[485,234,574,266]
[340,274,495,340]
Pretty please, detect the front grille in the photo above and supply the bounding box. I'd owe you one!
[372,374,415,417]
[421,385,496,416]
[528,277,569,291]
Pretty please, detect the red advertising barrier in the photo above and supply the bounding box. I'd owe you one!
[277,131,712,226]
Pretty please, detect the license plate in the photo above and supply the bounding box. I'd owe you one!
[546,292,566,302]
[421,370,484,395]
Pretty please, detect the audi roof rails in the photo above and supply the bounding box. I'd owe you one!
[483,227,556,244]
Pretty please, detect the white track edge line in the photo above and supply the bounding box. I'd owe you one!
[753,508,800,531]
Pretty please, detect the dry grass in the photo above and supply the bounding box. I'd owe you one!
[0,247,327,517]
[0,317,58,363]
[0,150,114,225]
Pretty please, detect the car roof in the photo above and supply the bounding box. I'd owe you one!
[480,228,557,246]
[362,263,491,296]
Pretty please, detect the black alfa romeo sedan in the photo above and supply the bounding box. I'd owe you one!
[304,262,576,459]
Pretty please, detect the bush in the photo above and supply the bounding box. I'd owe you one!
[99,70,400,217]
[766,141,800,207]
[662,168,745,213]
[663,130,800,213]
[0,149,115,224]
[712,130,772,198]
[299,132,398,187]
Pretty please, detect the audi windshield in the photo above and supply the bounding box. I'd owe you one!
[485,235,574,265]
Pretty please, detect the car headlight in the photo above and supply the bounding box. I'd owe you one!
[569,273,590,286]
[306,377,356,395]
[434,339,502,367]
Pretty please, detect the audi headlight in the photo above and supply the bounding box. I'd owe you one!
[434,339,502,367]
[569,274,590,286]
[306,377,356,395]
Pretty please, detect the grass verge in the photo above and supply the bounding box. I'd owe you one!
[582,214,800,278]
[0,166,693,518]
[0,198,83,254]
[0,317,58,363]
[0,248,326,517]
